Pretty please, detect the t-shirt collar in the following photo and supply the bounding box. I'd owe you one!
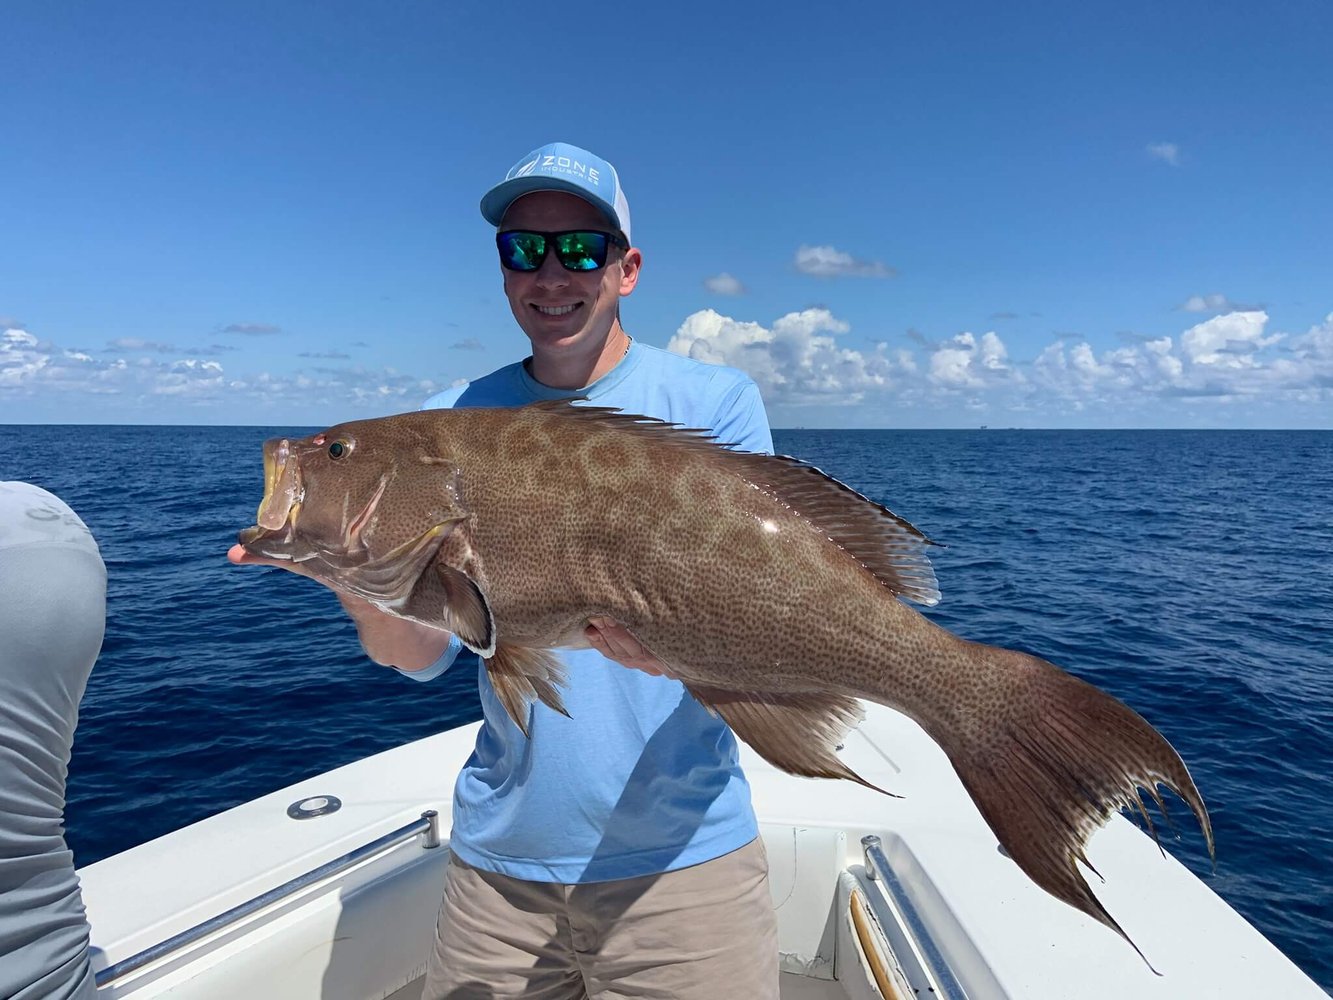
[517,339,644,402]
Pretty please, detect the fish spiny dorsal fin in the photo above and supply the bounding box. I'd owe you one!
[520,400,941,607]
[685,685,896,796]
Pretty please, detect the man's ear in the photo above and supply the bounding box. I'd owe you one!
[618,247,643,296]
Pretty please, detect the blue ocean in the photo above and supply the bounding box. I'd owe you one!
[4,425,1330,991]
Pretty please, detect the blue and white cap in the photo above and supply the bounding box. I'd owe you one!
[480,141,632,245]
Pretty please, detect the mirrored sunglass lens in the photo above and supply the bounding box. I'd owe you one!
[554,232,608,270]
[499,232,546,270]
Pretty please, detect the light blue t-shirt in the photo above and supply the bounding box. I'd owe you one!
[410,340,773,883]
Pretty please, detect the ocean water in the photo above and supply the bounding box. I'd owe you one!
[3,424,1330,991]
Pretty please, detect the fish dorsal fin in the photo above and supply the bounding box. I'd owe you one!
[520,401,940,606]
[732,453,940,606]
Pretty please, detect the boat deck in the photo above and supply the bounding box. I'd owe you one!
[78,704,1327,998]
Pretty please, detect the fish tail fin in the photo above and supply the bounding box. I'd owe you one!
[485,643,570,738]
[923,645,1212,965]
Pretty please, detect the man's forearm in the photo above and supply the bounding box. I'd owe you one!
[337,593,455,670]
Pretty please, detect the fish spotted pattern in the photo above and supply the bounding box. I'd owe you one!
[237,401,1213,966]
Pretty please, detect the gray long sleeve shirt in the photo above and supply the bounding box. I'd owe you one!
[0,482,103,1000]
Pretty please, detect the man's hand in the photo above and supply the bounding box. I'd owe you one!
[226,544,454,671]
[585,616,672,677]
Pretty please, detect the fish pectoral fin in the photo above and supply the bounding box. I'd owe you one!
[484,644,570,738]
[434,563,496,656]
[686,686,892,795]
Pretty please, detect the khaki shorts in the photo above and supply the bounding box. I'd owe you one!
[423,837,779,999]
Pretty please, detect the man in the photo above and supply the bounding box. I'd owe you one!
[232,141,780,998]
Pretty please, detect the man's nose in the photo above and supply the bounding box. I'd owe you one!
[533,250,570,289]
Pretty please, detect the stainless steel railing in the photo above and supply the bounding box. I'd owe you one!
[861,833,970,1000]
[94,809,442,989]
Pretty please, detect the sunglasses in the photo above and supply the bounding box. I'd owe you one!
[496,230,629,272]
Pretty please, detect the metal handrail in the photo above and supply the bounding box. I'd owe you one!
[861,833,970,1000]
[94,809,442,989]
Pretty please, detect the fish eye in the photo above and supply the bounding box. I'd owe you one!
[328,440,349,459]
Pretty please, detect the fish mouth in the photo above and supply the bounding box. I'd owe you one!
[237,437,305,554]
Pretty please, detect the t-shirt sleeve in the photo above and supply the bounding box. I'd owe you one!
[393,632,464,683]
[711,376,774,456]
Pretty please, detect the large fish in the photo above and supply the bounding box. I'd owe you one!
[236,401,1212,960]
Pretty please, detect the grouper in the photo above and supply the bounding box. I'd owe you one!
[236,400,1212,960]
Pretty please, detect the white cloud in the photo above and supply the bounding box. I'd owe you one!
[1,328,48,386]
[1143,336,1184,380]
[667,308,900,403]
[668,307,1333,424]
[1180,293,1229,313]
[927,332,1005,387]
[1179,311,1281,366]
[1147,142,1181,166]
[222,322,282,335]
[1028,310,1333,409]
[108,336,178,352]
[793,245,895,278]
[1178,292,1261,314]
[9,308,1332,426]
[0,324,446,419]
[703,272,746,296]
[1292,312,1333,361]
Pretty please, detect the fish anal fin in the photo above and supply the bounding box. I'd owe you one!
[484,644,570,738]
[687,686,893,796]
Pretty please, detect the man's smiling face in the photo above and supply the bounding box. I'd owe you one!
[498,191,639,366]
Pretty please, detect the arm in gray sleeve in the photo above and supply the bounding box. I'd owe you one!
[0,482,103,1000]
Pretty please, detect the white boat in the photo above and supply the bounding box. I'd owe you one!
[78,703,1327,999]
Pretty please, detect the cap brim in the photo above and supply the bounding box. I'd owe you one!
[480,176,623,234]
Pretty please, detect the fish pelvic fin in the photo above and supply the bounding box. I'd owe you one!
[930,647,1212,970]
[686,686,895,796]
[485,644,570,738]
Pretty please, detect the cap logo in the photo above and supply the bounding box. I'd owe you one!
[539,154,601,187]
[512,156,541,179]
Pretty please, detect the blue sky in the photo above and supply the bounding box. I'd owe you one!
[3,1,1330,428]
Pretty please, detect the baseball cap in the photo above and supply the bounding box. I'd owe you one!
[480,141,632,245]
